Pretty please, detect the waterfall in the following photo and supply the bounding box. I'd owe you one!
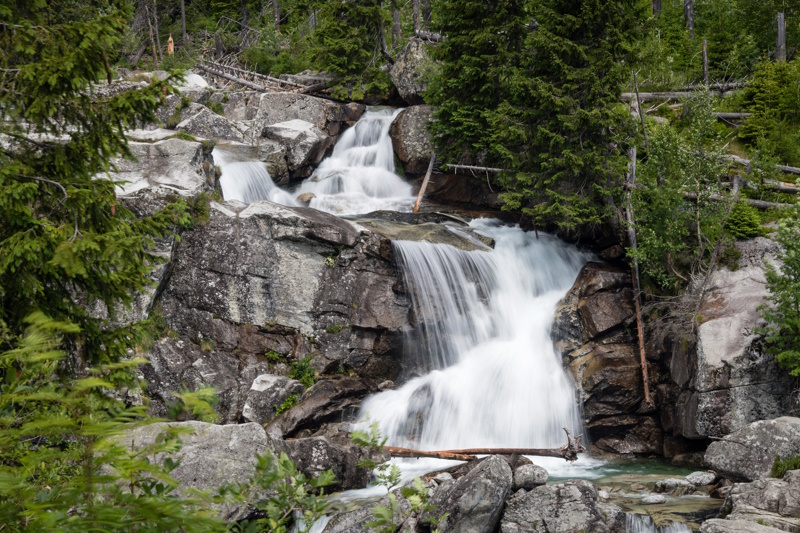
[626,514,691,533]
[295,108,414,215]
[358,220,589,451]
[214,148,300,206]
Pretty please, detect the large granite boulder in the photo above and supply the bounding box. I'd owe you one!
[552,262,657,455]
[500,479,626,532]
[664,237,796,443]
[116,421,272,518]
[175,106,245,142]
[423,173,503,210]
[145,201,411,422]
[705,417,800,482]
[251,92,364,137]
[423,455,513,533]
[389,38,434,105]
[262,119,333,178]
[389,105,433,175]
[701,519,786,532]
[241,374,305,425]
[215,140,290,185]
[717,469,800,531]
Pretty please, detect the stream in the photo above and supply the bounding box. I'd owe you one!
[214,108,720,532]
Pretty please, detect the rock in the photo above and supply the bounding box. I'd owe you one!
[109,137,213,198]
[434,472,454,483]
[266,377,379,438]
[241,374,305,425]
[176,106,244,142]
[262,119,334,178]
[116,421,271,517]
[701,519,786,532]
[324,494,410,533]
[686,471,718,486]
[423,173,503,210]
[252,92,364,137]
[577,288,635,340]
[719,470,800,531]
[214,140,290,184]
[641,494,667,504]
[512,464,548,491]
[500,479,625,532]
[654,478,694,496]
[705,417,800,482]
[423,455,512,533]
[272,424,383,492]
[356,219,493,252]
[177,72,210,90]
[297,192,316,205]
[389,38,433,105]
[667,238,795,440]
[389,105,434,174]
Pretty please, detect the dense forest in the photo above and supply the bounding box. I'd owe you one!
[1,0,800,531]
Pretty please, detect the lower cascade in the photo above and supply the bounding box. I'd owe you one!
[358,220,590,452]
[626,514,691,533]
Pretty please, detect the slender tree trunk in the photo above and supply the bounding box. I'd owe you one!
[702,39,709,85]
[421,0,431,27]
[391,0,401,49]
[684,0,695,39]
[653,0,662,15]
[413,0,420,33]
[153,0,162,61]
[273,0,280,33]
[180,0,186,43]
[241,0,248,27]
[778,12,787,62]
[143,0,158,67]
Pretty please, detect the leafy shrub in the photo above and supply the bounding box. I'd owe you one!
[289,355,317,388]
[771,455,800,478]
[275,394,299,416]
[727,201,764,239]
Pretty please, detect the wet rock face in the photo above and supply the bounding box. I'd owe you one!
[718,469,800,531]
[552,262,658,455]
[705,417,800,482]
[389,38,433,105]
[389,105,434,175]
[662,238,796,445]
[241,375,305,425]
[144,201,411,423]
[500,479,625,533]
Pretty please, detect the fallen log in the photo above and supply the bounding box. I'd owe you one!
[413,153,436,213]
[446,164,505,173]
[621,91,736,102]
[763,178,799,194]
[714,112,752,120]
[195,63,271,92]
[199,60,305,88]
[414,30,444,42]
[724,154,800,176]
[384,428,586,463]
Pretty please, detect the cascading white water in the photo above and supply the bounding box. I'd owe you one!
[357,219,590,452]
[214,148,301,206]
[295,108,415,215]
[626,514,691,533]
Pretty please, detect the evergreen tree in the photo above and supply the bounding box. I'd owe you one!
[0,7,191,362]
[428,0,648,231]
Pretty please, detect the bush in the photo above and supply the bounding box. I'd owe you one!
[727,201,764,239]
[771,455,800,478]
[289,355,317,388]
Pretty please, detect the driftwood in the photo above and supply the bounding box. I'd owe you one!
[415,29,443,42]
[683,81,748,91]
[195,63,271,92]
[413,153,436,213]
[446,164,505,173]
[714,112,752,120]
[763,178,799,194]
[200,60,304,88]
[385,428,586,463]
[725,154,800,176]
[621,90,736,102]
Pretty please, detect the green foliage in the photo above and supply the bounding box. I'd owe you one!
[326,324,349,334]
[0,11,191,363]
[207,100,225,116]
[739,59,800,165]
[167,387,221,422]
[289,355,317,388]
[727,201,764,240]
[630,93,730,290]
[759,214,800,376]
[0,313,226,531]
[266,349,286,363]
[274,394,299,416]
[428,0,646,230]
[771,455,800,478]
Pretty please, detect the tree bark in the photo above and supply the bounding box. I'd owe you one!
[777,13,787,62]
[180,0,186,43]
[143,0,158,67]
[413,0,420,33]
[153,0,162,61]
[684,0,695,39]
[391,0,401,49]
[241,0,248,27]
[702,39,709,85]
[653,0,662,15]
[413,154,436,213]
[273,0,280,33]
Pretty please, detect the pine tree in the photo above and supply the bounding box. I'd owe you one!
[0,7,191,362]
[427,0,648,231]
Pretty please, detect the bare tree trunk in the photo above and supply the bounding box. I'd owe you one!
[273,0,281,33]
[421,0,431,27]
[778,12,787,62]
[153,0,162,61]
[702,39,709,85]
[378,20,394,64]
[241,0,248,27]
[143,0,158,68]
[653,0,662,15]
[413,154,436,213]
[180,0,186,43]
[391,0,401,49]
[684,0,695,39]
[413,0,420,33]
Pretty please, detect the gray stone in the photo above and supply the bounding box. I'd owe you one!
[424,455,512,533]
[116,421,271,517]
[356,219,493,252]
[252,92,364,137]
[654,478,694,495]
[500,479,625,533]
[262,119,334,177]
[214,140,290,185]
[701,519,785,532]
[705,417,800,482]
[389,105,433,174]
[176,106,245,142]
[389,38,434,105]
[109,137,213,198]
[241,374,305,425]
[512,464,548,491]
[686,471,718,486]
[641,494,667,504]
[324,494,410,533]
[719,470,800,531]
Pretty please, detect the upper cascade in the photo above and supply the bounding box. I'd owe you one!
[295,108,415,215]
[214,148,300,206]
